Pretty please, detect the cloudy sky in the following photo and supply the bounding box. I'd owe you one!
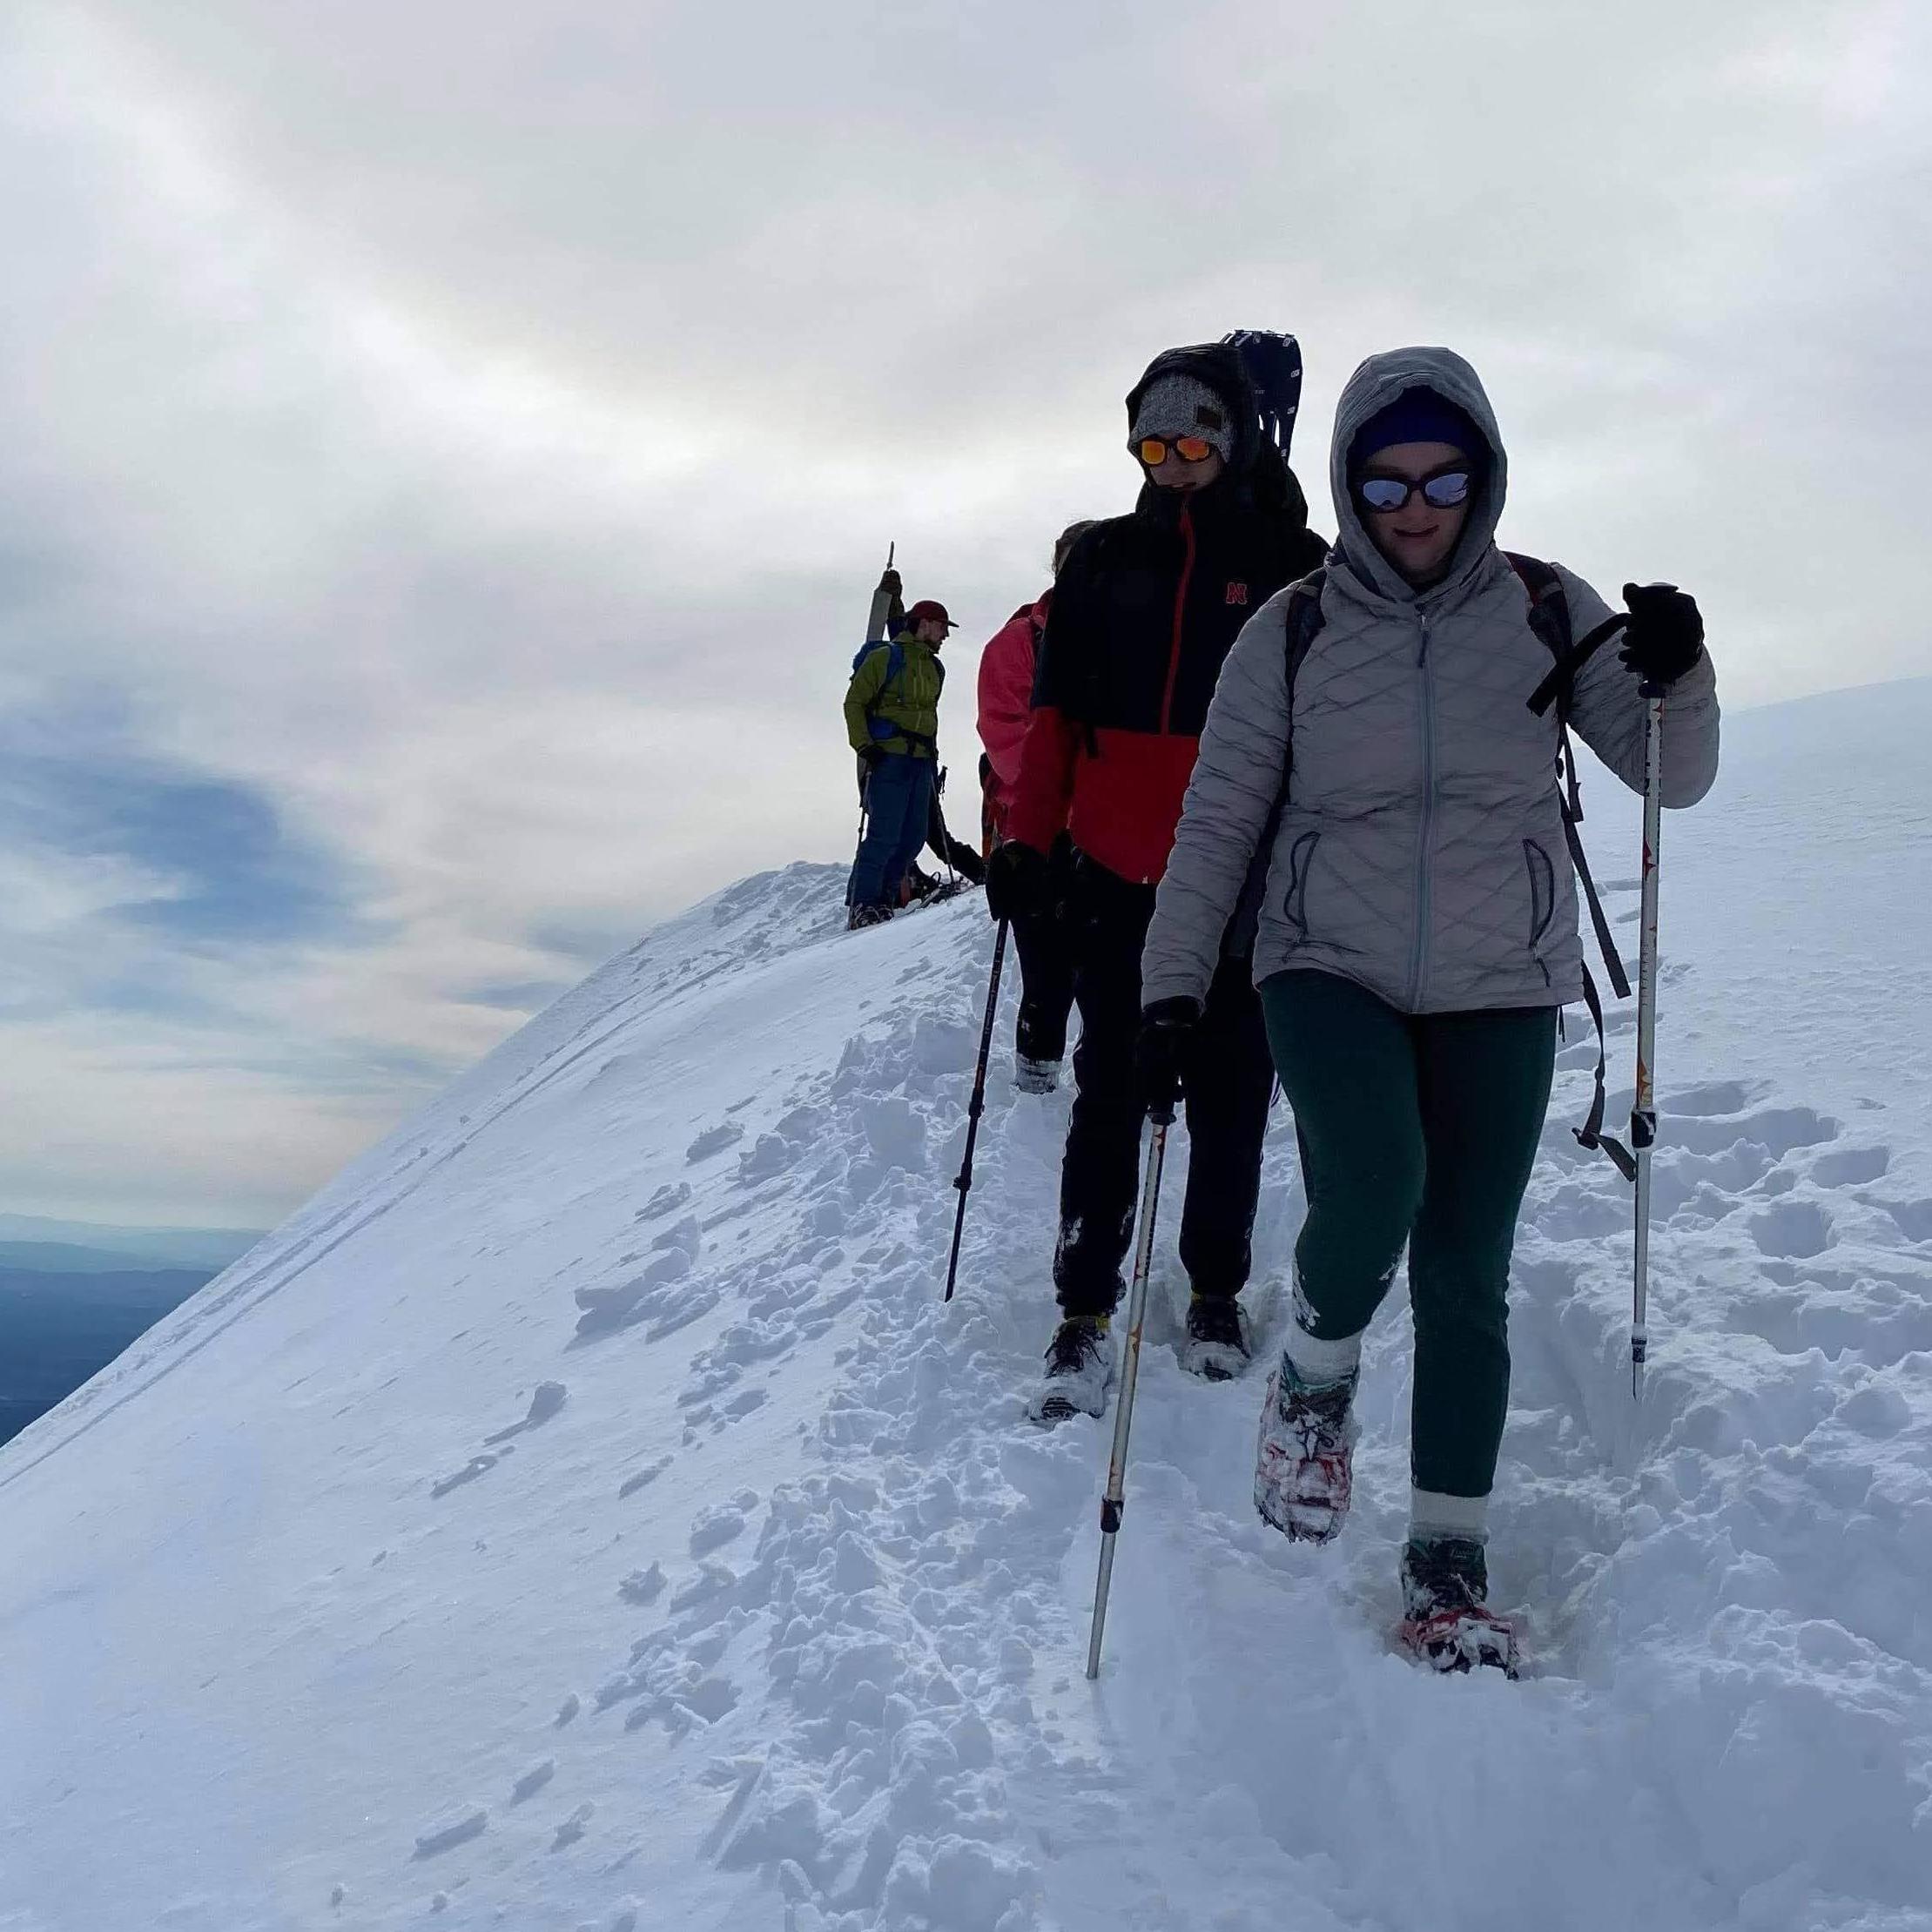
[2,0,1926,1230]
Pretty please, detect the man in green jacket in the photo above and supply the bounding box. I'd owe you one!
[845,598,953,930]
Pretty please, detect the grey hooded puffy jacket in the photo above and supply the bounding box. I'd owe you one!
[1141,346,1720,1015]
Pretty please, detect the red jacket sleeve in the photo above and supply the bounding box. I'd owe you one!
[976,606,1040,793]
[1005,704,1080,854]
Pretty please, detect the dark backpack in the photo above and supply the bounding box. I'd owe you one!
[1227,553,1637,1177]
[852,637,939,753]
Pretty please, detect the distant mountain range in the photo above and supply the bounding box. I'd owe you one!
[0,1217,265,1445]
[0,1214,261,1273]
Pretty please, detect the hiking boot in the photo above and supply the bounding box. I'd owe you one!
[1180,1294,1249,1381]
[1027,1315,1114,1425]
[847,903,893,932]
[1397,1535,1518,1678]
[1013,1053,1061,1095]
[1014,1004,1067,1090]
[1254,1358,1358,1542]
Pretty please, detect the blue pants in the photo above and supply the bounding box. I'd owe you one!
[848,754,935,908]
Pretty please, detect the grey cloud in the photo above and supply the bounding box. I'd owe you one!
[0,0,1926,1222]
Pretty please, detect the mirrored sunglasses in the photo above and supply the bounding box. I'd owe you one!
[1356,469,1473,513]
[1136,435,1217,466]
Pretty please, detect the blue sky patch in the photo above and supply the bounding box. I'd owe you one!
[0,713,360,950]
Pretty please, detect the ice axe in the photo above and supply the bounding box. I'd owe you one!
[865,541,899,644]
[850,543,898,896]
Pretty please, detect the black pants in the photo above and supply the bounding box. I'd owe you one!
[1012,836,1076,1064]
[1054,858,1274,1317]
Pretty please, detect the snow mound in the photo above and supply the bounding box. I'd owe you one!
[2,690,1930,1932]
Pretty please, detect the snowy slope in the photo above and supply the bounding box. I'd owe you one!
[2,682,1929,1932]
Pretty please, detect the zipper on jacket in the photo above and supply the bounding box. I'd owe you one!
[1406,617,1436,1008]
[1158,499,1196,734]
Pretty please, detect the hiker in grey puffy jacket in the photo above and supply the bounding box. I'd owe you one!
[1138,345,1720,1669]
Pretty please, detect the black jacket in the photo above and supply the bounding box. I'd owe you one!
[1008,342,1329,882]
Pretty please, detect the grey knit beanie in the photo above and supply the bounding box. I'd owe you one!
[1128,373,1234,461]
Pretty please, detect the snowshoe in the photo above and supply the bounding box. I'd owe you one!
[847,903,893,932]
[1027,1315,1114,1425]
[1254,1359,1358,1542]
[1180,1294,1249,1381]
[902,866,970,909]
[1013,1053,1061,1096]
[1397,1536,1518,1678]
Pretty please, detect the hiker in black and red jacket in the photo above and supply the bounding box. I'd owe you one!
[985,338,1329,1423]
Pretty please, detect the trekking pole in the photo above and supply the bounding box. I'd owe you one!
[1087,1101,1172,1679]
[1630,683,1666,1399]
[942,919,1009,1302]
[939,771,959,893]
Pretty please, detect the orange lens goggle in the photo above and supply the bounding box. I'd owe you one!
[1136,435,1215,466]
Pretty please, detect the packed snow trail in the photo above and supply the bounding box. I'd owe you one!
[1,684,1929,1931]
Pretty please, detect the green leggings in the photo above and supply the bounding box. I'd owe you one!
[1260,969,1557,1504]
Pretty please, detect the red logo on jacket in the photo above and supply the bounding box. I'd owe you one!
[1225,582,1249,606]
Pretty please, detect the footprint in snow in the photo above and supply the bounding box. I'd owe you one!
[574,1251,697,1340]
[412,1806,487,1859]
[635,1181,692,1222]
[689,1499,753,1556]
[549,1803,594,1852]
[430,1452,502,1498]
[1748,1198,1836,1260]
[737,1134,798,1183]
[483,1380,568,1444]
[1880,1197,1932,1244]
[1808,1145,1889,1186]
[686,1123,744,1163]
[1663,1079,1754,1118]
[618,1562,667,1605]
[510,1760,555,1804]
[618,1456,671,1498]
[1658,1100,1837,1160]
[650,1214,703,1257]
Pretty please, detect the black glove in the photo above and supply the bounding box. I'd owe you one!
[946,837,986,886]
[1134,997,1201,1123]
[985,840,1049,923]
[878,567,902,599]
[1619,582,1704,688]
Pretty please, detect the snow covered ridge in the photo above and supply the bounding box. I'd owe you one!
[2,682,1929,1932]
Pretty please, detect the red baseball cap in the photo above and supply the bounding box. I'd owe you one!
[905,599,957,629]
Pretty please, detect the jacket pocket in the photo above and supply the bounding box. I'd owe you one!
[1524,838,1557,969]
[1281,830,1322,940]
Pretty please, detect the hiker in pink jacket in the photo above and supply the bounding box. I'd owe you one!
[979,596,1047,839]
[974,520,1094,1094]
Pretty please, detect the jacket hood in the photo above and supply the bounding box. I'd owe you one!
[1330,347,1506,604]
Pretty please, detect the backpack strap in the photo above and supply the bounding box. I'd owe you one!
[1223,569,1326,957]
[1505,554,1637,1178]
[852,637,937,753]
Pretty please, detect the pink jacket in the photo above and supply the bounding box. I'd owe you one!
[976,590,1051,829]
